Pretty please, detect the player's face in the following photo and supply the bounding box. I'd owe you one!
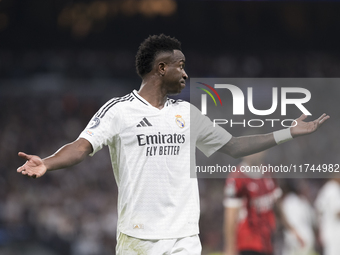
[163,50,188,95]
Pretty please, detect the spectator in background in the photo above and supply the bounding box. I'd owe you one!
[314,177,340,255]
[223,151,304,255]
[281,179,317,255]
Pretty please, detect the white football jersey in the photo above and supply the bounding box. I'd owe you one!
[79,90,232,239]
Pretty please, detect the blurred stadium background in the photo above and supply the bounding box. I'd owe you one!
[1,1,340,254]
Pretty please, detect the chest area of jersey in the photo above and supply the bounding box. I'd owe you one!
[119,110,189,157]
[242,179,277,212]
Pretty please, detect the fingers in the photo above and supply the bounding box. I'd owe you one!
[27,172,37,178]
[317,113,330,124]
[297,114,307,121]
[17,152,43,178]
[17,160,27,172]
[17,167,39,178]
[18,152,32,160]
[17,165,28,174]
[17,152,35,177]
[299,113,330,126]
[17,152,28,173]
[17,165,25,173]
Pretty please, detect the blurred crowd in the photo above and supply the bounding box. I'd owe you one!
[0,50,339,255]
[0,94,119,254]
[2,50,340,80]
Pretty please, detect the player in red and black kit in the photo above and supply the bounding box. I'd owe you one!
[223,152,304,255]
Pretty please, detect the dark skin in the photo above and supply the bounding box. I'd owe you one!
[17,49,330,178]
[219,112,329,158]
[138,50,188,109]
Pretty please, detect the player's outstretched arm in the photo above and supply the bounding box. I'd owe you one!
[17,138,93,178]
[219,113,329,158]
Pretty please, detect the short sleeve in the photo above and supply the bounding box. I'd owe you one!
[78,101,120,156]
[191,104,232,157]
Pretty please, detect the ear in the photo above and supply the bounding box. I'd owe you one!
[158,62,166,76]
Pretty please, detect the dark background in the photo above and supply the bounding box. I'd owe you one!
[1,1,339,254]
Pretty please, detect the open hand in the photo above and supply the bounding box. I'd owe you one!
[290,113,330,138]
[17,152,47,178]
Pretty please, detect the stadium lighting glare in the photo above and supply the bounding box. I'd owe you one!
[57,0,177,37]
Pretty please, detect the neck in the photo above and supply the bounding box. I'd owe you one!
[138,76,167,109]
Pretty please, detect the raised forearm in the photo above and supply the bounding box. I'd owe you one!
[43,138,92,171]
[219,113,330,159]
[220,133,277,159]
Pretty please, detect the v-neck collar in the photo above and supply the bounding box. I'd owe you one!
[132,90,170,111]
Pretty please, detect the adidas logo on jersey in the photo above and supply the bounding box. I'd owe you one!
[137,117,152,127]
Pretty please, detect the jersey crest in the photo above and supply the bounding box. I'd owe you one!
[175,115,185,128]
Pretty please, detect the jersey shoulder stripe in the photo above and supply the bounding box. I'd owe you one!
[166,98,188,108]
[167,98,185,104]
[96,93,134,118]
[131,91,148,106]
[100,95,134,118]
